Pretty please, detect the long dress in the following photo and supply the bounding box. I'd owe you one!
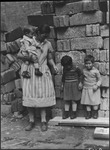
[21,40,56,108]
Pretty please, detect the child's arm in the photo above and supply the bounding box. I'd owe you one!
[93,70,102,91]
[76,67,84,90]
[24,40,36,52]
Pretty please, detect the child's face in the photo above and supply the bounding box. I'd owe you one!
[85,61,93,70]
[26,31,34,38]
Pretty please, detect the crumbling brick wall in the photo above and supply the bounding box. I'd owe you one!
[1,0,109,118]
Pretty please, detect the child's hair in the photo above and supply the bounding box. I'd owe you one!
[23,25,35,35]
[38,24,50,34]
[61,55,72,67]
[84,55,95,63]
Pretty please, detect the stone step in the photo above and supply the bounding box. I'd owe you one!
[49,116,109,127]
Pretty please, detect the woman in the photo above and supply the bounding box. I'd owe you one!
[18,24,58,131]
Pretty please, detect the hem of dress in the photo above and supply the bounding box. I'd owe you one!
[23,96,56,107]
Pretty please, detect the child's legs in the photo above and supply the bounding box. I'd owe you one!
[41,108,46,122]
[86,105,91,111]
[30,54,39,69]
[27,107,34,122]
[92,105,99,110]
[64,101,70,111]
[72,101,77,111]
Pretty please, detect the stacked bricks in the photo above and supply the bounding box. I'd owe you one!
[51,0,109,118]
[1,23,23,114]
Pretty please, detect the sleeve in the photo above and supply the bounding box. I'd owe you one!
[24,40,36,52]
[47,41,54,60]
[76,67,83,82]
[95,70,102,87]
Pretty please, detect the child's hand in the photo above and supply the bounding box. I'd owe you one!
[78,82,83,90]
[93,85,98,91]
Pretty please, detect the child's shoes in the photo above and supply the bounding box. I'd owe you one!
[70,111,77,119]
[85,111,91,119]
[22,71,31,78]
[62,111,69,119]
[35,68,43,76]
[92,110,98,119]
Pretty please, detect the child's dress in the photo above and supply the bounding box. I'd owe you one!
[81,67,101,105]
[62,64,82,101]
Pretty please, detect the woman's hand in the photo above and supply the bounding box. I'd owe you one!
[93,84,98,91]
[78,82,83,90]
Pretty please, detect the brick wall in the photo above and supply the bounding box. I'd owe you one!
[1,1,109,118]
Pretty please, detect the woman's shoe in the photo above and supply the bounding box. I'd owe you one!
[70,111,77,119]
[25,122,35,131]
[85,111,91,119]
[35,69,43,76]
[22,71,31,78]
[41,122,48,132]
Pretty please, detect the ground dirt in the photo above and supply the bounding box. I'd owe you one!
[1,115,109,149]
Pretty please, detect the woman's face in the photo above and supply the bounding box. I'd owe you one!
[37,32,49,43]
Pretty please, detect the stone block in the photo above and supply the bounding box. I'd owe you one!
[99,50,107,62]
[104,110,109,118]
[1,104,11,117]
[1,21,7,32]
[54,74,62,87]
[3,81,16,94]
[70,11,104,26]
[94,62,100,70]
[53,16,60,27]
[41,1,55,14]
[10,61,21,72]
[100,25,109,37]
[54,15,69,27]
[49,26,56,39]
[57,40,71,51]
[0,54,6,64]
[1,62,9,72]
[106,50,109,62]
[86,49,93,55]
[104,38,109,49]
[5,27,23,42]
[1,68,16,85]
[98,110,105,117]
[106,62,109,75]
[14,89,23,98]
[52,108,62,118]
[70,36,103,50]
[86,25,93,36]
[101,75,109,87]
[99,62,107,75]
[1,41,7,52]
[71,51,85,65]
[92,24,100,36]
[101,87,109,98]
[28,14,55,27]
[93,49,100,61]
[55,52,70,63]
[82,1,100,12]
[99,0,108,12]
[55,1,83,15]
[55,87,62,98]
[57,26,86,39]
[100,98,109,110]
[77,109,85,117]
[15,79,22,89]
[1,33,6,41]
